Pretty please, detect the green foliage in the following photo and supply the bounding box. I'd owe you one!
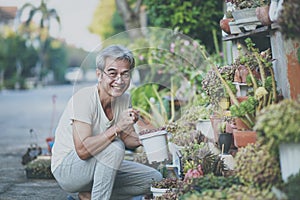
[277,0,300,40]
[0,28,38,89]
[189,174,241,192]
[235,142,282,189]
[283,169,300,200]
[232,0,270,9]
[45,39,68,83]
[144,0,223,53]
[89,1,117,40]
[254,98,300,156]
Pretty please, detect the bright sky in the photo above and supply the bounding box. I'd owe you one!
[0,0,101,52]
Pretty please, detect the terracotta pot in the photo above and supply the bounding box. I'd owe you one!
[256,6,272,26]
[233,130,257,148]
[234,65,249,83]
[230,96,248,105]
[210,115,222,143]
[234,117,250,131]
[220,18,234,34]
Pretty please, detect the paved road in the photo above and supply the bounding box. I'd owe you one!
[0,83,88,200]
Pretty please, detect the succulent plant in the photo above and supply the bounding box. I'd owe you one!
[277,0,300,40]
[152,177,179,189]
[235,142,282,189]
[254,97,300,157]
[232,0,270,9]
[25,158,54,179]
[282,169,300,200]
[189,185,277,200]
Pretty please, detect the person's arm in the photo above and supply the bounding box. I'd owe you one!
[72,120,119,160]
[119,125,142,149]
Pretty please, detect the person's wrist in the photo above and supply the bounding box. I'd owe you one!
[114,124,120,137]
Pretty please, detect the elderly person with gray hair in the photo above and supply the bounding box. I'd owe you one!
[51,45,162,200]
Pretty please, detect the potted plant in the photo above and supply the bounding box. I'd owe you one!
[25,156,54,179]
[277,0,300,40]
[231,0,271,31]
[151,177,179,197]
[235,142,282,189]
[207,38,278,148]
[254,97,300,182]
[218,119,233,154]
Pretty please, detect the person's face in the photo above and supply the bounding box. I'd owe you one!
[97,57,131,98]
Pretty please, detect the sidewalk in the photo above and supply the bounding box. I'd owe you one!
[0,149,78,200]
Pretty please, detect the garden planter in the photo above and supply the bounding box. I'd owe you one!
[196,119,214,140]
[150,187,170,197]
[256,6,272,25]
[233,130,256,148]
[139,130,169,163]
[279,143,300,182]
[25,156,54,179]
[218,133,232,154]
[232,8,262,31]
[210,115,222,143]
[234,117,250,131]
[229,21,242,34]
[220,18,234,34]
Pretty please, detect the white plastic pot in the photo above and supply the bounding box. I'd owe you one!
[279,143,300,182]
[139,130,168,163]
[150,186,169,197]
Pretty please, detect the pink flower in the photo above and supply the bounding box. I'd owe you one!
[139,55,144,61]
[184,168,203,181]
[184,40,190,46]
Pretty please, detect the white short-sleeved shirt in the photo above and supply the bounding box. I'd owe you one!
[51,85,130,172]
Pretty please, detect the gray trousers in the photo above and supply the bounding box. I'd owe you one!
[53,139,162,200]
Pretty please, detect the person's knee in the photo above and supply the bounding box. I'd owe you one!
[95,140,125,169]
[151,169,163,182]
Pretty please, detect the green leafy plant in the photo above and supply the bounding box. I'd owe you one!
[232,0,270,9]
[25,158,54,179]
[282,169,300,200]
[235,142,282,189]
[152,177,179,189]
[130,82,176,128]
[277,0,300,40]
[254,97,300,156]
[205,38,278,129]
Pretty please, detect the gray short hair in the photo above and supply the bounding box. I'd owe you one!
[96,45,135,70]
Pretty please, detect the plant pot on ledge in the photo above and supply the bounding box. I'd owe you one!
[233,129,257,148]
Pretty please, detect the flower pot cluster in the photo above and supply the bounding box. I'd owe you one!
[220,0,273,35]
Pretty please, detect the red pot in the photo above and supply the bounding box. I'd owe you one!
[220,18,234,34]
[256,6,272,26]
[233,130,257,148]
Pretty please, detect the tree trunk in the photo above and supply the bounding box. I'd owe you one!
[115,0,144,40]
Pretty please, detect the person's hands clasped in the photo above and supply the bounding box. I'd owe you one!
[115,108,139,135]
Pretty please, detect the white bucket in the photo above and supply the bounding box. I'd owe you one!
[139,130,168,163]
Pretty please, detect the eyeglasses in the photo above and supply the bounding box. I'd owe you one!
[101,70,131,81]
